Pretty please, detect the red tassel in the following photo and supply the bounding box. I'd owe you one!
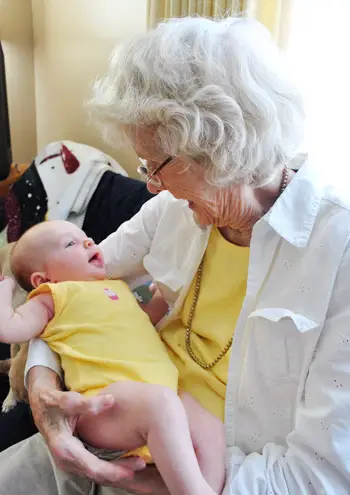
[61,144,80,174]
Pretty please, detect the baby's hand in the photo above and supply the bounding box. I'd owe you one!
[0,275,16,292]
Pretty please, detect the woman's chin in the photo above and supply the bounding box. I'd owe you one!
[191,210,212,228]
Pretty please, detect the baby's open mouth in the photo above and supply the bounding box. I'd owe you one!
[89,252,103,267]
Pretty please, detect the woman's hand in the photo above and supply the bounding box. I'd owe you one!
[109,464,170,495]
[28,366,146,485]
[140,283,169,326]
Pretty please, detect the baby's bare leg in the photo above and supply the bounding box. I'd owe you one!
[77,381,214,495]
[180,391,226,493]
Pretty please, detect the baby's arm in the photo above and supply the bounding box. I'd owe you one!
[0,276,54,343]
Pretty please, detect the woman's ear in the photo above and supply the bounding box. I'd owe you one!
[30,271,49,288]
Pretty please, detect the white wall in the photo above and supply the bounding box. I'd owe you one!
[31,0,148,176]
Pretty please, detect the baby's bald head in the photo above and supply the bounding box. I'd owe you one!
[11,222,62,291]
[11,220,105,291]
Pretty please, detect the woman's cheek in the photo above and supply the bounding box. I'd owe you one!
[147,183,160,194]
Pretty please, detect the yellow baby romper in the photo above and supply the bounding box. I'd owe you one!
[29,279,179,461]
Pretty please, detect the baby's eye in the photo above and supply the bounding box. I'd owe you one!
[65,241,75,248]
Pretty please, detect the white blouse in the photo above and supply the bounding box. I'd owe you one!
[26,158,350,494]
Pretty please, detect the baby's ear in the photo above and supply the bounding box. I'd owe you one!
[30,271,49,289]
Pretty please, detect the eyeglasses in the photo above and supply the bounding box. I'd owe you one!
[137,156,174,188]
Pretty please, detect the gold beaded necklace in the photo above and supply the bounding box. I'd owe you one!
[185,166,290,370]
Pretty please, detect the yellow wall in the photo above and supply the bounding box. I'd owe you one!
[32,0,148,176]
[0,0,37,164]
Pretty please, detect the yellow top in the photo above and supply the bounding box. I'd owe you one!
[161,227,249,421]
[29,280,178,397]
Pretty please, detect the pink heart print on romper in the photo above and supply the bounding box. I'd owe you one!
[104,288,119,301]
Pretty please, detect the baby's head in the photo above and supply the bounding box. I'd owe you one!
[11,220,105,292]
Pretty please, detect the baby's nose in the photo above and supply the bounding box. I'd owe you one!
[83,239,94,248]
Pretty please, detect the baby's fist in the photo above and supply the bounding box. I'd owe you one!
[0,276,16,292]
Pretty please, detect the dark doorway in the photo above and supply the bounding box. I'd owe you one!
[0,42,12,181]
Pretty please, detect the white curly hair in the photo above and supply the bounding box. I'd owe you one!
[88,16,305,187]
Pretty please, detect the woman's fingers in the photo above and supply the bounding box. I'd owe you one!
[113,465,168,494]
[52,391,115,416]
[149,282,158,294]
[38,388,147,486]
[111,457,146,472]
[51,435,144,486]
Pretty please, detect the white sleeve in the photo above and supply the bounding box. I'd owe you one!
[224,246,350,494]
[24,339,63,389]
[99,191,169,280]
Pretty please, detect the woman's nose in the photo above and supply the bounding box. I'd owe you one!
[83,239,94,248]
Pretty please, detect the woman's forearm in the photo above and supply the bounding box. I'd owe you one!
[27,366,63,435]
[27,366,63,398]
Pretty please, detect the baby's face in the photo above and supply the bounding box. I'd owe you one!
[43,222,106,283]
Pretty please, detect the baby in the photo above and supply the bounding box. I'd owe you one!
[0,220,225,495]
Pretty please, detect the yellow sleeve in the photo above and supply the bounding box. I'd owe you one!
[28,283,64,339]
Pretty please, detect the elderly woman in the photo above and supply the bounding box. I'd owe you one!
[1,15,350,495]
